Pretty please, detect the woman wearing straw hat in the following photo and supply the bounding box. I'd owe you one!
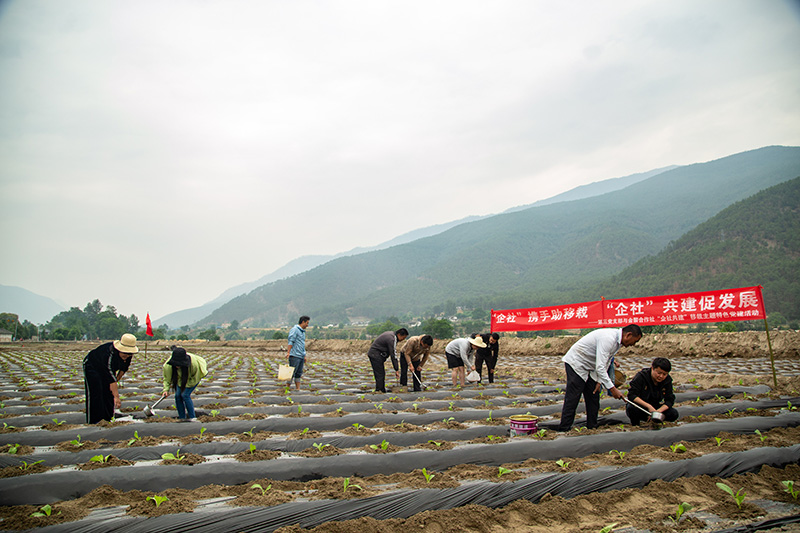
[83,333,138,424]
[161,347,208,421]
[444,335,486,388]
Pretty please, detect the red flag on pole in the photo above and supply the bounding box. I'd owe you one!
[146,313,154,337]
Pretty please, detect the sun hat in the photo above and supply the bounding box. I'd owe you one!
[167,347,190,367]
[113,333,139,354]
[614,369,627,388]
[468,336,487,349]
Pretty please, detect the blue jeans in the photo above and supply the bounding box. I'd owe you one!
[175,385,197,419]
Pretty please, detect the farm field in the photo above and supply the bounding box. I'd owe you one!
[1,332,799,532]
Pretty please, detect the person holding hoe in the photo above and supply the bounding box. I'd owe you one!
[558,324,643,432]
[83,333,138,424]
[161,346,208,421]
[399,334,433,392]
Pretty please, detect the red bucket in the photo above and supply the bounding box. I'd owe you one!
[509,414,538,436]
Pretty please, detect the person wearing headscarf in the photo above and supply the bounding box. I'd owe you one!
[83,333,138,423]
[161,347,208,420]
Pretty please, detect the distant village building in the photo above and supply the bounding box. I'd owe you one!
[0,329,13,342]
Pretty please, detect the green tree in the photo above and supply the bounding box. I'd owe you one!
[198,328,220,341]
[421,318,454,339]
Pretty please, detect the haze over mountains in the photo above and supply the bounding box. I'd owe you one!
[3,146,798,328]
[195,145,800,327]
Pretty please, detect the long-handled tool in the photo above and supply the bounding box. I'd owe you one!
[622,397,664,421]
[411,370,429,391]
[143,395,167,417]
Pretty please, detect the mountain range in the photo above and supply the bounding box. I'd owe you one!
[197,145,800,327]
[4,146,798,328]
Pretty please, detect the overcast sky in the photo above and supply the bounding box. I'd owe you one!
[1,1,799,322]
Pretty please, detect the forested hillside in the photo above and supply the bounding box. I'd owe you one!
[588,176,800,319]
[201,146,800,326]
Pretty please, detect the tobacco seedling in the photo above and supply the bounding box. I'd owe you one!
[312,442,330,452]
[555,459,570,469]
[714,436,728,447]
[369,439,390,451]
[342,477,361,493]
[69,435,84,447]
[248,443,257,455]
[448,401,456,411]
[442,417,455,424]
[51,418,64,426]
[422,468,435,483]
[297,405,303,414]
[787,401,797,411]
[373,403,383,410]
[716,482,746,508]
[243,427,255,438]
[90,454,110,463]
[200,427,207,437]
[19,459,44,470]
[486,434,501,441]
[782,480,799,500]
[669,502,693,524]
[301,427,310,435]
[6,443,20,454]
[535,429,547,439]
[497,466,512,478]
[30,504,60,518]
[670,443,687,453]
[127,431,141,446]
[428,440,443,447]
[210,410,220,417]
[726,408,737,417]
[147,495,169,508]
[599,523,618,533]
[609,449,626,459]
[251,483,272,496]
[161,449,185,461]
[486,411,493,421]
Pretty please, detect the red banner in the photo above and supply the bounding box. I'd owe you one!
[146,313,154,337]
[491,286,766,332]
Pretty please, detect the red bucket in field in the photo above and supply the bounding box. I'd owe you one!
[509,414,538,436]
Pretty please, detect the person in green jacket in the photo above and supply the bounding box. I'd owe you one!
[161,347,208,420]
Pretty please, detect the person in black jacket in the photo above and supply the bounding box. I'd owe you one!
[626,357,679,426]
[367,328,408,393]
[83,333,138,423]
[475,333,500,383]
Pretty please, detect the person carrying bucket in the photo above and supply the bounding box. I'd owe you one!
[286,315,310,390]
[161,347,208,421]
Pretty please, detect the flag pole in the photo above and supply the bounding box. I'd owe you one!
[756,286,778,389]
[763,318,777,388]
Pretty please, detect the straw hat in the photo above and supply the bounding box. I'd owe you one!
[113,333,139,354]
[614,369,627,388]
[468,336,487,349]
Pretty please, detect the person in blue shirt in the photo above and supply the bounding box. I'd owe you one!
[286,315,310,390]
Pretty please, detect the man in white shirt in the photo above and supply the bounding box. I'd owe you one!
[557,324,643,432]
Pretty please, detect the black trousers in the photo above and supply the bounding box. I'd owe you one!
[84,365,114,424]
[399,357,422,391]
[626,404,679,426]
[558,363,601,431]
[369,355,390,393]
[475,353,497,383]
